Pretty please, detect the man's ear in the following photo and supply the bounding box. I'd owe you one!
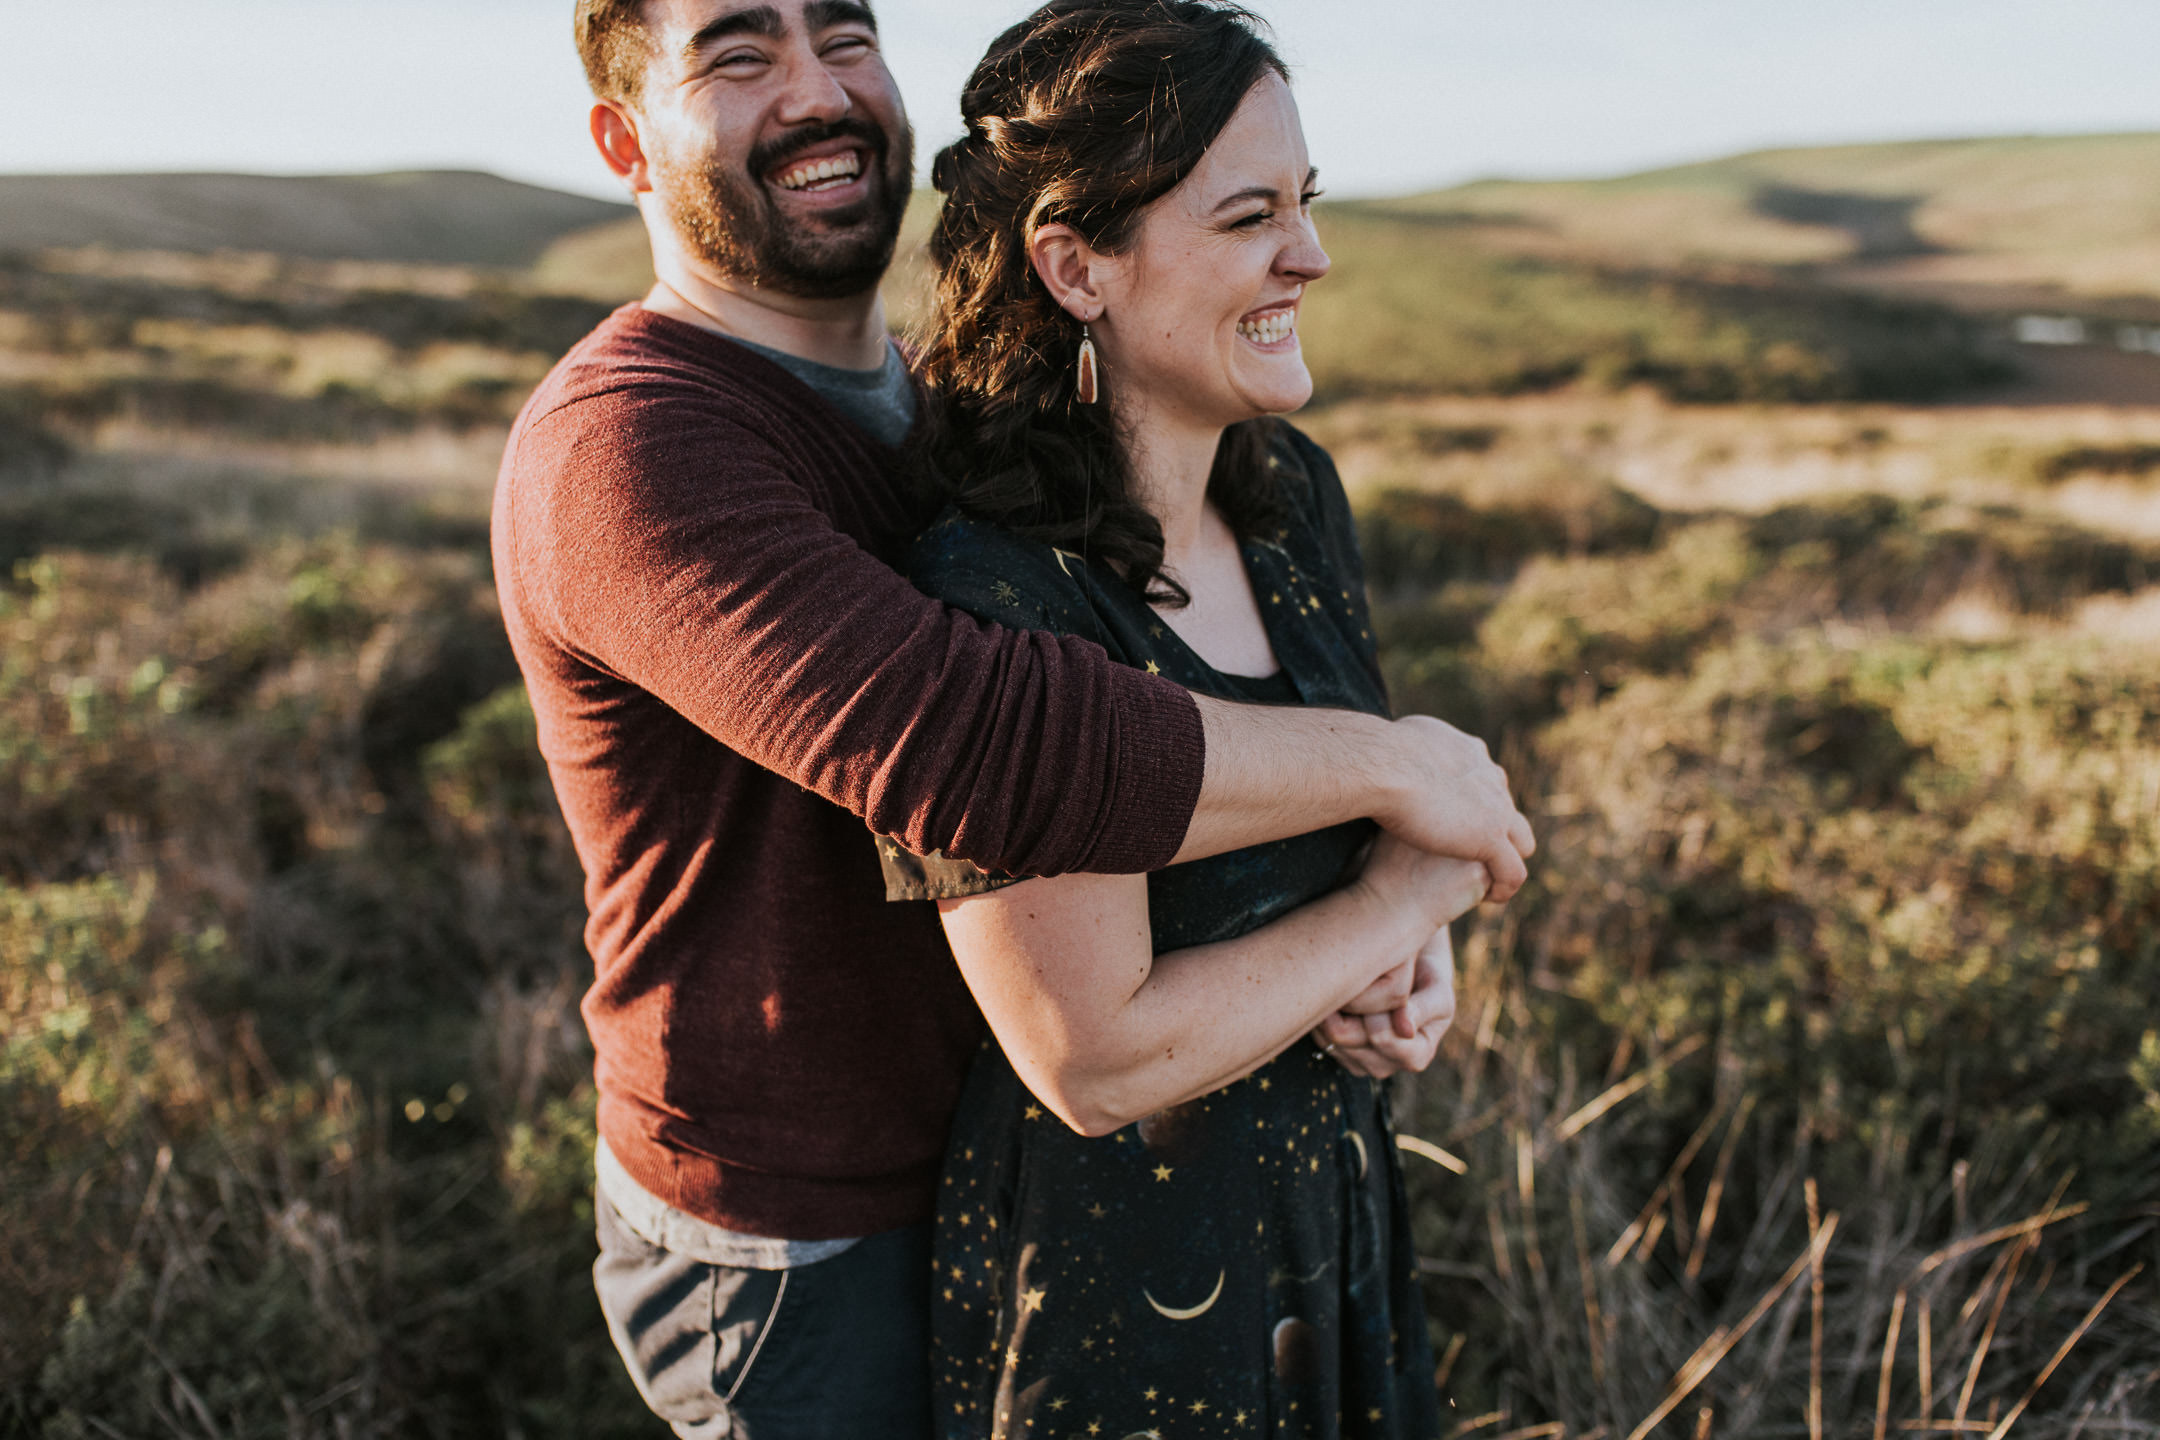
[1028,224,1108,322]
[591,102,653,194]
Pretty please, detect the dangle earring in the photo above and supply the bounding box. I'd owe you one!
[1075,323,1100,405]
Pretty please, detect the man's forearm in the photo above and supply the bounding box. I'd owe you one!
[1174,696,1536,898]
[1172,698,1398,863]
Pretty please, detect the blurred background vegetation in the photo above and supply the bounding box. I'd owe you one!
[5,133,2160,1435]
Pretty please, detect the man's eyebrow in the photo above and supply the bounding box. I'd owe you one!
[683,4,786,63]
[1211,168,1321,214]
[806,0,877,33]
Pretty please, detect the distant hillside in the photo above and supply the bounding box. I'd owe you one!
[0,171,630,268]
[1409,132,2160,309]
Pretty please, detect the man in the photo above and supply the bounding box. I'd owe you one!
[494,0,1533,1434]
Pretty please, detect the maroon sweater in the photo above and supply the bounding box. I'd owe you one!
[493,308,1205,1238]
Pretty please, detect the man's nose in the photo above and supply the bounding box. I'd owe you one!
[773,51,853,128]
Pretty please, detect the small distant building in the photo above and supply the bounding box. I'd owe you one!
[2013,315,2087,346]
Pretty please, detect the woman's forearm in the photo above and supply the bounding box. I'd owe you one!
[939,859,1480,1136]
[1077,884,1428,1128]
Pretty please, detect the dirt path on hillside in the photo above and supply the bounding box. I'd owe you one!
[1959,346,2160,408]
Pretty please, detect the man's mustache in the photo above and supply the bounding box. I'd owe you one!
[748,119,890,182]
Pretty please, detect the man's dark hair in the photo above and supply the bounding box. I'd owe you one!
[575,0,652,103]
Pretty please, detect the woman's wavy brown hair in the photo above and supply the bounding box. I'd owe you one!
[913,0,1294,605]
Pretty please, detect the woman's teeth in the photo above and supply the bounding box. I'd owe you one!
[776,153,863,191]
[1238,311,1296,346]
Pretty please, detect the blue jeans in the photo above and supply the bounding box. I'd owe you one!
[594,1193,932,1440]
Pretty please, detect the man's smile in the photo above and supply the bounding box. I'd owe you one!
[772,147,866,192]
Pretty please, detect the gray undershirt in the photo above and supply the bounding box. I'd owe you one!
[594,337,914,1272]
[735,334,917,449]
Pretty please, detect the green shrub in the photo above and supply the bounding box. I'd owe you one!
[1371,482,2160,1425]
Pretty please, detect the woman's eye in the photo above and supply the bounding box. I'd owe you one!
[1301,190,1323,209]
[1233,210,1274,230]
[823,35,873,58]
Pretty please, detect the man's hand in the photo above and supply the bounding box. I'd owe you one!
[1378,715,1536,902]
[1312,926,1458,1080]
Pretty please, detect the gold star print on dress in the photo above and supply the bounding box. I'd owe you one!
[890,433,1437,1438]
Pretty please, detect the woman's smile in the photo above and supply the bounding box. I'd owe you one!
[1236,301,1301,352]
[1086,73,1330,431]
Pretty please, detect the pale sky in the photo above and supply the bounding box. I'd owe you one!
[6,0,2158,202]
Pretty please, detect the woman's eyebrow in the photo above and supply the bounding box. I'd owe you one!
[1210,169,1321,214]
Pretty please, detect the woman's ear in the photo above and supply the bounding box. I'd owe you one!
[1029,224,1107,322]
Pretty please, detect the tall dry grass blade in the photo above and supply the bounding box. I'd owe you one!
[1898,1423,1993,1433]
[1493,1425,1566,1440]
[1400,1133,1469,1174]
[1669,1175,1695,1256]
[1979,1264,2144,1440]
[1454,1411,1509,1438]
[1607,1097,1731,1266]
[1694,1407,1714,1440]
[1635,1208,1669,1266]
[1516,1128,1549,1296]
[121,1141,175,1268]
[1573,1192,1608,1385]
[1488,1200,1515,1284]
[1959,1241,2021,1327]
[1556,1034,1707,1141]
[1623,1213,1840,1440]
[1954,1235,2032,1427]
[1808,1179,1825,1440]
[1685,1094,1756,1281]
[1917,1203,2089,1275]
[1876,1289,1909,1440]
[1918,1303,1934,1420]
[1434,1333,1467,1391]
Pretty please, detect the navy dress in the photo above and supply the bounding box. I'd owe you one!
[878,427,1441,1440]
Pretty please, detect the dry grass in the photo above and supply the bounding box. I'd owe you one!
[6,212,2159,1436]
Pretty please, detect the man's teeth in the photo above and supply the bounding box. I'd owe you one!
[776,154,864,191]
[1238,311,1296,345]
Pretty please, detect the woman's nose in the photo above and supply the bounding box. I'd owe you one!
[1279,214,1331,283]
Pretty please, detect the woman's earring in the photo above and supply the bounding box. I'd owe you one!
[1075,324,1100,405]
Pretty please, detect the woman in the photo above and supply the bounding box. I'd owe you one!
[878,3,1487,1434]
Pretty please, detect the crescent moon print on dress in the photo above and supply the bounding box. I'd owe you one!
[890,431,1443,1440]
[1144,1270,1226,1321]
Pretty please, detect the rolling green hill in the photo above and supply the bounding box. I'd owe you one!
[16,135,2160,409]
[1413,132,2160,306]
[0,171,630,268]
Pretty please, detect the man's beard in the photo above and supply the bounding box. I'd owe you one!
[653,117,914,301]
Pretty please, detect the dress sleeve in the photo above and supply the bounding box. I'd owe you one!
[873,513,1114,902]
